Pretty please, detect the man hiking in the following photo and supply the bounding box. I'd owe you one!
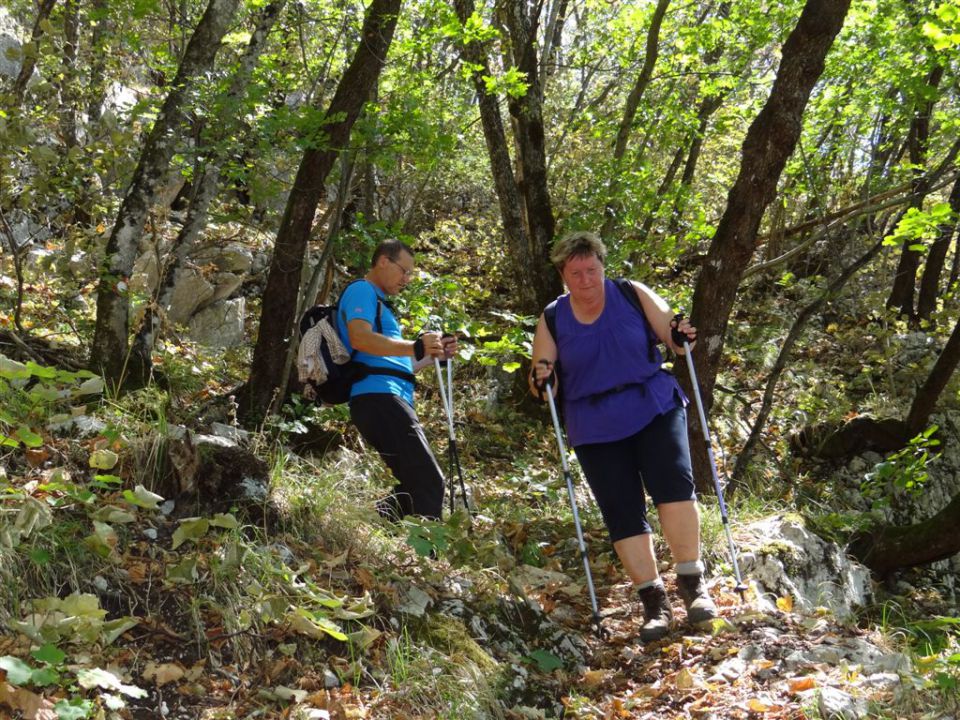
[337,239,457,520]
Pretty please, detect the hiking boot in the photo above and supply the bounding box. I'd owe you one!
[637,582,673,642]
[676,573,718,625]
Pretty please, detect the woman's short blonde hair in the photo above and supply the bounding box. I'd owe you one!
[550,231,607,271]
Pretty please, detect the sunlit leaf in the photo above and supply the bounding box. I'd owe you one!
[172,517,210,549]
[0,655,34,685]
[76,667,147,698]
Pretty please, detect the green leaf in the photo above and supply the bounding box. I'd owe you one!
[501,361,521,373]
[525,649,564,672]
[25,361,57,379]
[31,643,65,665]
[88,449,119,470]
[0,655,34,685]
[210,513,238,529]
[122,485,163,510]
[30,666,59,686]
[165,555,199,584]
[53,698,95,720]
[101,617,140,645]
[172,517,210,549]
[16,426,43,448]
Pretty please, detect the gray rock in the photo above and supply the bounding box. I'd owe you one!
[739,515,872,619]
[708,657,746,683]
[194,434,237,449]
[167,267,215,325]
[0,8,24,80]
[395,582,433,617]
[818,686,868,719]
[862,672,901,690]
[193,242,254,274]
[47,415,107,437]
[210,422,250,443]
[188,298,245,348]
[322,669,340,689]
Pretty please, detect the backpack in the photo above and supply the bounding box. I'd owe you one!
[297,280,415,406]
[542,278,662,410]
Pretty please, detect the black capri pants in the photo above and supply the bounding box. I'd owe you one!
[573,405,696,542]
[350,393,445,520]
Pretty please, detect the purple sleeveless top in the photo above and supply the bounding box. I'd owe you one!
[556,279,687,447]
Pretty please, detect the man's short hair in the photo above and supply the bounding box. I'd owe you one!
[372,239,414,267]
[550,231,607,271]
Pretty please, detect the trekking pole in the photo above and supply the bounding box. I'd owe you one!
[434,356,470,516]
[681,341,748,600]
[544,380,608,639]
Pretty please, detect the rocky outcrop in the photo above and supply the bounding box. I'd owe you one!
[738,515,872,619]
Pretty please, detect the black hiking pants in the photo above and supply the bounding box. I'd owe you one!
[350,393,444,520]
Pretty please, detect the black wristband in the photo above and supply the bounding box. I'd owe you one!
[413,337,425,361]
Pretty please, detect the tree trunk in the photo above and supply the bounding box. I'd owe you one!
[127,0,287,385]
[681,0,852,492]
[886,65,944,320]
[849,491,960,576]
[59,0,80,149]
[451,0,547,315]
[238,0,402,423]
[501,0,561,312]
[917,174,960,320]
[905,316,960,436]
[10,0,58,105]
[89,0,241,387]
[86,0,109,125]
[601,0,671,239]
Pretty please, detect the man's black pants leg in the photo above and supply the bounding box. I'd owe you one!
[350,393,445,520]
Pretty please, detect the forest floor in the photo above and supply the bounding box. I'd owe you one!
[2,410,956,720]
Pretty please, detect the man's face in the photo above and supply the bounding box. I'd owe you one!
[380,250,415,295]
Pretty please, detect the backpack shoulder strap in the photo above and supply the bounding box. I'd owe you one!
[614,278,643,312]
[614,277,659,363]
[544,298,559,343]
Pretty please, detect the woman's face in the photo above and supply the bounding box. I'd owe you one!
[561,253,604,300]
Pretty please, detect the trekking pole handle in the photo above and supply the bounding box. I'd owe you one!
[671,312,697,348]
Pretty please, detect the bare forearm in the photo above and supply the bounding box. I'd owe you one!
[349,325,415,358]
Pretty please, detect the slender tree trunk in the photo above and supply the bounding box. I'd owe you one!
[849,490,960,576]
[951,227,960,289]
[89,0,241,388]
[681,0,852,492]
[905,316,960,436]
[127,0,287,385]
[59,0,80,149]
[917,174,960,320]
[238,0,402,422]
[11,0,58,105]
[601,0,671,239]
[451,0,542,314]
[886,65,944,320]
[501,0,561,312]
[86,0,109,125]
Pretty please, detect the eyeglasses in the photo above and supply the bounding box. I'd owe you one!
[387,256,415,279]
